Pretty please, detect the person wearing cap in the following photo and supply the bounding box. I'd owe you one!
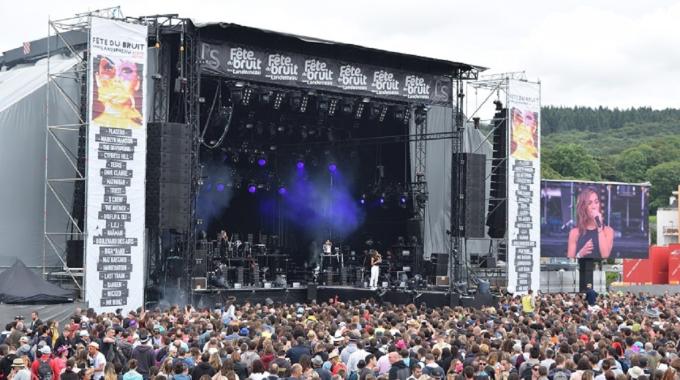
[9,357,31,380]
[131,332,155,380]
[341,334,359,365]
[30,346,58,380]
[329,351,347,377]
[87,342,106,380]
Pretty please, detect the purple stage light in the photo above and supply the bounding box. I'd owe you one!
[215,183,225,192]
[328,163,337,173]
[296,160,305,169]
[379,197,385,204]
[257,158,267,167]
[360,198,365,205]
[247,184,257,193]
[400,196,407,204]
[278,186,287,195]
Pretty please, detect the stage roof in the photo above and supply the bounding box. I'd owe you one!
[196,22,486,78]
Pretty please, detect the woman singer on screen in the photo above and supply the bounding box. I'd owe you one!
[567,187,615,259]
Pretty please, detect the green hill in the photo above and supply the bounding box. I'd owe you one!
[541,106,680,211]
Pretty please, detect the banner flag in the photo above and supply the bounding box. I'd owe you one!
[506,79,541,294]
[86,17,147,311]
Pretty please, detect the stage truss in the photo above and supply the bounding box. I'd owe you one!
[43,7,125,295]
[460,71,530,291]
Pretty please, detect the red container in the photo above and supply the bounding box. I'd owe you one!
[623,258,653,284]
[650,245,670,274]
[668,249,680,284]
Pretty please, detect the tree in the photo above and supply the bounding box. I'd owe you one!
[543,144,601,181]
[614,148,648,183]
[646,160,680,211]
[541,161,562,179]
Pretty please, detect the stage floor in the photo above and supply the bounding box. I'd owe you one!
[189,285,495,308]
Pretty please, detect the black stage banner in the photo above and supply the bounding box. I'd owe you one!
[199,42,453,106]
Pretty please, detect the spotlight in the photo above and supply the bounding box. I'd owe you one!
[403,107,411,125]
[360,193,367,205]
[247,184,257,194]
[355,103,365,119]
[300,95,309,113]
[260,91,273,104]
[278,186,287,195]
[399,193,408,208]
[342,102,353,114]
[415,106,428,125]
[273,92,285,110]
[329,99,338,116]
[216,183,225,192]
[379,193,386,205]
[328,163,337,173]
[257,158,267,167]
[296,160,305,170]
[242,87,254,106]
[379,105,389,123]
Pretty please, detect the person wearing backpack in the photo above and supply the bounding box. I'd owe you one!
[30,346,58,380]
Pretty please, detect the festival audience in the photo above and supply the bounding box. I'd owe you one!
[0,291,678,380]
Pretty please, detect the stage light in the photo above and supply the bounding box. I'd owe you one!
[342,102,353,114]
[216,183,225,192]
[403,107,411,125]
[415,106,428,125]
[247,184,257,194]
[242,87,254,106]
[257,158,267,167]
[379,105,389,122]
[278,186,287,195]
[399,193,408,208]
[328,163,337,173]
[355,103,365,119]
[273,92,285,110]
[260,91,273,104]
[379,196,385,205]
[360,193,367,205]
[328,99,338,116]
[296,160,305,170]
[300,95,309,113]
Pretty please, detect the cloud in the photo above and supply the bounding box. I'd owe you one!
[2,0,678,108]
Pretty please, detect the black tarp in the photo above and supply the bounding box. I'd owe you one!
[0,260,74,303]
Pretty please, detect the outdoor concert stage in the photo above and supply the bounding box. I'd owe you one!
[190,285,495,308]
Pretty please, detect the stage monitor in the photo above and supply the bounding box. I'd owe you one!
[540,180,650,259]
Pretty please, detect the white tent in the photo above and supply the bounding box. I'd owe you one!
[0,55,80,268]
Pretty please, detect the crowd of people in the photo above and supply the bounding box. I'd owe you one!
[0,289,677,380]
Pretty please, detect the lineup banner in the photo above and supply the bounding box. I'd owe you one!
[86,18,147,312]
[506,79,541,294]
[199,42,453,106]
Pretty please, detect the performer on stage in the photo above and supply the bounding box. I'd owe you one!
[323,240,332,255]
[217,230,229,259]
[369,249,382,289]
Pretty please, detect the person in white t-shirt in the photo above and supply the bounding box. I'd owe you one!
[88,342,107,380]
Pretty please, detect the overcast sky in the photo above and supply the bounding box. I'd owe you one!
[2,0,679,110]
